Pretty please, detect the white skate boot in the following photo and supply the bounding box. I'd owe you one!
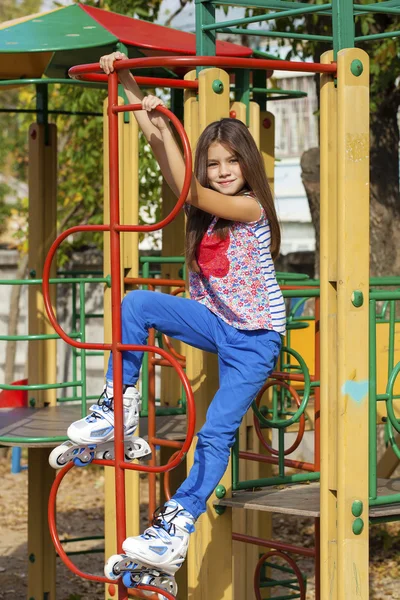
[105,499,195,597]
[49,383,151,468]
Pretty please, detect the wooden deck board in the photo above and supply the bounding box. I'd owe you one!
[0,406,187,447]
[215,479,400,518]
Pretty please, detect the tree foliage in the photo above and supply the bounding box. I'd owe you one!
[0,0,164,260]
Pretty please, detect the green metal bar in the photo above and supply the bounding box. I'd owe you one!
[218,27,333,42]
[0,381,81,391]
[332,0,355,56]
[278,428,285,477]
[0,78,106,89]
[252,70,268,109]
[235,69,251,125]
[196,0,216,59]
[369,300,378,500]
[369,493,400,506]
[355,3,400,16]
[0,434,68,444]
[356,30,400,43]
[370,291,400,301]
[369,514,400,525]
[234,471,320,491]
[202,2,332,31]
[139,256,185,263]
[0,108,103,117]
[252,88,307,98]
[0,332,80,341]
[201,0,331,11]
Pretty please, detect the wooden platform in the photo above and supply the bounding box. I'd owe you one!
[215,479,400,518]
[0,406,187,447]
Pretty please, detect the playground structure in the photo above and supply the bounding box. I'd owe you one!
[2,1,400,599]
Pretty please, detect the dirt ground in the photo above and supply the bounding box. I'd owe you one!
[0,453,399,600]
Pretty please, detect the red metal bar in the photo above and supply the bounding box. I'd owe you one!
[239,450,315,473]
[125,277,185,287]
[151,358,186,367]
[42,104,192,350]
[147,327,157,519]
[232,532,315,558]
[76,73,199,89]
[68,56,337,82]
[47,463,175,600]
[107,73,128,589]
[150,437,184,449]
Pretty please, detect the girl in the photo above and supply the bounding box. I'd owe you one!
[70,51,286,590]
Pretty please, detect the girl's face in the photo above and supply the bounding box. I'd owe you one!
[206,142,245,196]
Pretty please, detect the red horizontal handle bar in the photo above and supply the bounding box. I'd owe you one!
[69,55,336,82]
[124,277,185,287]
[79,72,198,89]
[232,532,315,558]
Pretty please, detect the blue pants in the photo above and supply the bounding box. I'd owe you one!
[106,290,281,520]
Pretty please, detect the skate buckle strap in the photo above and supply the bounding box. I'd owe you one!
[88,403,115,427]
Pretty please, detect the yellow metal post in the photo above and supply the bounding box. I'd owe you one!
[27,122,57,600]
[320,48,370,599]
[183,67,233,600]
[103,99,141,599]
[336,48,369,599]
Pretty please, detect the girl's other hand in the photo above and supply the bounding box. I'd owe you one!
[142,95,169,131]
[99,51,127,74]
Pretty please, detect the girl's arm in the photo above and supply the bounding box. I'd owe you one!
[100,52,182,197]
[100,52,260,223]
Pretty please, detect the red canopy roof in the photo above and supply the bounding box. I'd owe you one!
[81,4,253,58]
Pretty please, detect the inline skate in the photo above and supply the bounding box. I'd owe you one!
[104,500,195,598]
[49,383,151,468]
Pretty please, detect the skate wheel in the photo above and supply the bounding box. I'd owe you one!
[104,554,124,581]
[73,449,94,467]
[48,442,74,469]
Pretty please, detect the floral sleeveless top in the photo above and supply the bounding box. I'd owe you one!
[188,200,286,334]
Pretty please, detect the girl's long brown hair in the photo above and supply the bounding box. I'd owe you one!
[186,118,281,271]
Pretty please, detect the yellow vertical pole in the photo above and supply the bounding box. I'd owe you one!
[336,48,369,600]
[319,50,338,600]
[27,122,57,600]
[103,99,141,599]
[320,48,370,599]
[184,67,233,600]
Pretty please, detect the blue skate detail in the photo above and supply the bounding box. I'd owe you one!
[149,546,168,556]
[122,572,133,587]
[184,522,195,534]
[90,426,113,438]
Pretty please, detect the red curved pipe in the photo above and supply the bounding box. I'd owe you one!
[253,550,306,600]
[68,55,337,82]
[48,463,176,600]
[42,103,192,350]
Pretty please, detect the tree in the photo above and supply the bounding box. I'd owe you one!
[271,1,400,277]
